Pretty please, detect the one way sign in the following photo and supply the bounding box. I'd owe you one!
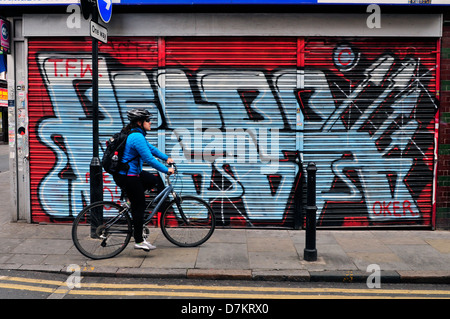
[90,20,108,43]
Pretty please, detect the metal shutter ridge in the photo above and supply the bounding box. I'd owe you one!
[302,38,437,228]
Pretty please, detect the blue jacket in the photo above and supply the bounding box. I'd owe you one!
[119,127,169,175]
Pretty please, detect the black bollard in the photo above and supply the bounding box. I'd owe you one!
[304,162,317,261]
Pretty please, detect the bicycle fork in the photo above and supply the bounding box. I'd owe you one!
[172,193,190,224]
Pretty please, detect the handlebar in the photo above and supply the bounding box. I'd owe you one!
[165,163,177,183]
[168,162,177,174]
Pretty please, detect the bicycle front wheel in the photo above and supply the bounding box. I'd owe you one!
[160,196,215,247]
[72,201,132,260]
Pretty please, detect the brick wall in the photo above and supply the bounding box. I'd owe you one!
[437,15,450,229]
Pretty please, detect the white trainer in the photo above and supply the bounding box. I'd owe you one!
[134,240,157,252]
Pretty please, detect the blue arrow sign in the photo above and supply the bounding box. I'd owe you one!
[97,0,112,23]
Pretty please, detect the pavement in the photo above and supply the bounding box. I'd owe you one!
[1,143,450,284]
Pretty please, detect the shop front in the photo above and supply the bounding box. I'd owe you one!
[10,11,442,228]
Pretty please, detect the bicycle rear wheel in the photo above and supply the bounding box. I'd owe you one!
[72,201,132,260]
[160,195,215,247]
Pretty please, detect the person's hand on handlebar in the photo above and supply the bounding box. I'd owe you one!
[166,157,176,175]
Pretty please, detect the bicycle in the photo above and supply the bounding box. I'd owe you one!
[72,164,216,260]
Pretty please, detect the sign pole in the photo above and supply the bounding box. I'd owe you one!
[90,7,103,235]
[80,0,111,235]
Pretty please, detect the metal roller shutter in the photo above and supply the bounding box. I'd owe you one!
[27,36,437,229]
[301,38,438,228]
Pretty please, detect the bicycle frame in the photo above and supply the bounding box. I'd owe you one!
[143,183,173,225]
[105,167,186,233]
[143,172,187,226]
[99,177,176,238]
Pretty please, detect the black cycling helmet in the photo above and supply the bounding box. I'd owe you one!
[127,108,152,122]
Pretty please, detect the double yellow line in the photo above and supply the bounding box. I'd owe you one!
[1,275,450,299]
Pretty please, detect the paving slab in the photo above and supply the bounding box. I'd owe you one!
[141,247,198,268]
[195,243,250,269]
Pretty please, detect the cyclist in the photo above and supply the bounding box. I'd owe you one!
[113,108,175,252]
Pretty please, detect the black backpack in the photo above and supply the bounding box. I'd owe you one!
[101,131,137,175]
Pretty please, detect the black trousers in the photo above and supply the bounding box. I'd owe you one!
[113,170,163,243]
